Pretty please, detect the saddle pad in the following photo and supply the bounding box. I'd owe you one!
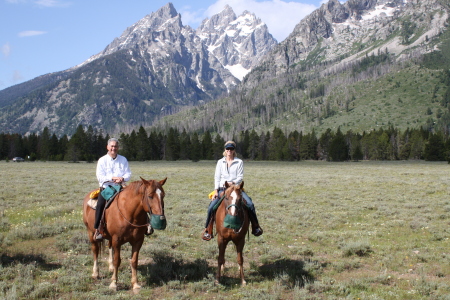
[87,198,98,210]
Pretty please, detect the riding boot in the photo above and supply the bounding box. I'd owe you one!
[248,209,263,236]
[202,216,215,241]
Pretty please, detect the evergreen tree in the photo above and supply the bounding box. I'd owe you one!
[148,131,161,160]
[23,132,38,161]
[136,126,150,161]
[328,127,349,161]
[409,129,425,159]
[165,127,180,161]
[424,132,445,161]
[257,131,270,160]
[127,130,138,160]
[191,132,201,162]
[213,134,224,160]
[268,127,286,160]
[85,125,96,162]
[247,129,260,160]
[38,127,51,160]
[179,129,191,160]
[318,128,333,160]
[65,125,88,162]
[49,134,59,160]
[202,130,214,160]
[59,135,69,161]
[0,133,7,159]
[9,134,25,159]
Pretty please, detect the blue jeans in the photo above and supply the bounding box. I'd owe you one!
[204,190,258,227]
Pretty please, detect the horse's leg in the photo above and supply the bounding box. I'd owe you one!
[235,238,247,286]
[109,241,121,290]
[130,238,144,290]
[216,235,228,285]
[108,241,114,272]
[89,232,100,279]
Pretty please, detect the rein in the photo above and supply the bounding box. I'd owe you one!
[115,190,150,228]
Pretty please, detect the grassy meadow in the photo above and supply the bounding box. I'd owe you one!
[1,160,450,299]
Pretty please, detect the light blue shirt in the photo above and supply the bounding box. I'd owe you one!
[96,154,131,188]
[214,156,243,190]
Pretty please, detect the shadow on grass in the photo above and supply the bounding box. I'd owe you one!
[139,251,212,286]
[1,253,61,271]
[258,258,325,287]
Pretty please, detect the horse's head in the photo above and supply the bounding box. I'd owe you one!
[224,181,244,216]
[139,177,167,230]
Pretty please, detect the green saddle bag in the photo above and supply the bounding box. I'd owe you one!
[101,185,121,201]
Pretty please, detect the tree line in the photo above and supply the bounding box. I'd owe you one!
[1,124,449,162]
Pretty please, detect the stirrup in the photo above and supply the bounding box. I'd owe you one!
[94,229,103,241]
[252,227,263,236]
[202,230,212,241]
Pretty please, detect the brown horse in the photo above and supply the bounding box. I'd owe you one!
[215,181,249,286]
[82,177,167,290]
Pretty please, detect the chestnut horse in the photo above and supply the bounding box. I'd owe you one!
[215,181,249,286]
[82,177,167,290]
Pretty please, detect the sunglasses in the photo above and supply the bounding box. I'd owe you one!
[225,148,235,151]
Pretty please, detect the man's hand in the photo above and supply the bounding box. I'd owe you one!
[112,177,124,183]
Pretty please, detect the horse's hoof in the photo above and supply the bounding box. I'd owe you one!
[241,280,247,286]
[109,282,117,290]
[132,283,141,290]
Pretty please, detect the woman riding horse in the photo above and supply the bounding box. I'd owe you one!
[202,140,263,241]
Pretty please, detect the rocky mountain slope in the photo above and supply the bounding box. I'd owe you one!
[0,3,276,135]
[151,0,450,137]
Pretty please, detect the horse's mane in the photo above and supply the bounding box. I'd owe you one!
[126,180,146,195]
[126,179,161,196]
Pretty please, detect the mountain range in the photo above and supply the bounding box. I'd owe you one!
[0,3,276,135]
[1,0,450,137]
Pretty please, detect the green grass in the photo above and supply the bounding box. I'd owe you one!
[2,160,450,299]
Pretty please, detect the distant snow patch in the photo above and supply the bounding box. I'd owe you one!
[225,64,250,81]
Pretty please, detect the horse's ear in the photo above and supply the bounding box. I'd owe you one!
[159,177,167,186]
[140,176,149,184]
[239,181,244,189]
[225,181,230,188]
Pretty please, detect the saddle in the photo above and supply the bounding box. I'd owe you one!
[87,185,122,210]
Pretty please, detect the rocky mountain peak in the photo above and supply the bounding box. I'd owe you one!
[197,6,277,80]
[266,0,445,71]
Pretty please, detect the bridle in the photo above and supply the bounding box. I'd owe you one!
[224,188,243,213]
[116,183,164,228]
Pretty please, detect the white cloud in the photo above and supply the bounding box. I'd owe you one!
[34,0,71,7]
[18,30,47,37]
[203,0,318,41]
[179,6,205,27]
[13,70,24,82]
[2,43,11,58]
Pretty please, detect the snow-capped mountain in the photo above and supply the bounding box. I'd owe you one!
[196,5,277,80]
[0,3,277,135]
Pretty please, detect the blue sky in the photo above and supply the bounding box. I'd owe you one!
[0,0,328,91]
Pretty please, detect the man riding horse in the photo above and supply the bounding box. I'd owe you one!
[94,138,131,240]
